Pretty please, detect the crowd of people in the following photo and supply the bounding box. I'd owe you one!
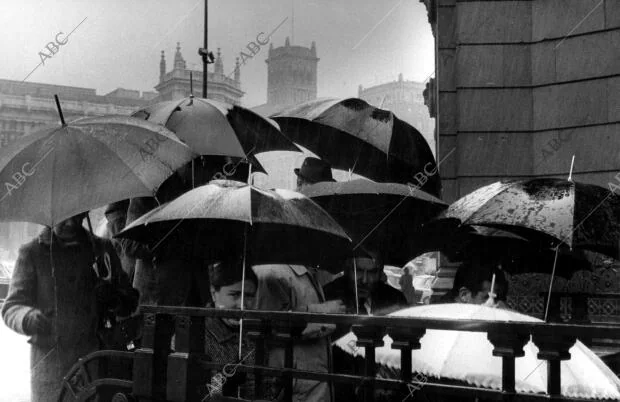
[1,156,508,402]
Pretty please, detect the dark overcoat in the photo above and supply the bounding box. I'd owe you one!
[1,228,131,402]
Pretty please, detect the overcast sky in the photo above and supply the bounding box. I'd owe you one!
[0,0,434,107]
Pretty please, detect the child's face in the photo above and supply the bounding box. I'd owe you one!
[212,280,256,310]
[211,280,256,326]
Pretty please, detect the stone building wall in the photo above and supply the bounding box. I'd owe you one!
[424,0,620,296]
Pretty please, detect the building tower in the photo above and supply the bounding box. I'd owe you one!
[265,37,319,106]
[155,42,243,104]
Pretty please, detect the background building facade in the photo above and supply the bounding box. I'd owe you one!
[0,43,242,257]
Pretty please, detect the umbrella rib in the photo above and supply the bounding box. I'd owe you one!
[163,97,192,128]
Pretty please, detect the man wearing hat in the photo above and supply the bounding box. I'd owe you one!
[294,157,335,191]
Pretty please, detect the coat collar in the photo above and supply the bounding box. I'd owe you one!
[205,316,237,344]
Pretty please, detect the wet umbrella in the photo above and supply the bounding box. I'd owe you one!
[117,180,354,362]
[335,304,620,400]
[441,178,620,259]
[117,180,353,267]
[415,220,582,274]
[300,178,447,266]
[132,96,301,176]
[271,98,440,196]
[0,114,195,226]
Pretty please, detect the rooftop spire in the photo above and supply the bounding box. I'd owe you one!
[159,50,166,82]
[174,42,186,70]
[214,47,223,74]
[234,57,241,82]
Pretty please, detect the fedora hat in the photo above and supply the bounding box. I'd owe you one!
[294,157,335,183]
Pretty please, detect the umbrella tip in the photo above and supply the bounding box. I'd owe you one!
[568,155,575,182]
[53,94,67,127]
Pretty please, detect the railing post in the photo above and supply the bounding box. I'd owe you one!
[352,325,385,402]
[272,320,302,401]
[532,328,577,398]
[133,312,173,401]
[388,327,426,400]
[487,325,529,399]
[166,314,206,401]
[387,327,426,382]
[246,318,270,399]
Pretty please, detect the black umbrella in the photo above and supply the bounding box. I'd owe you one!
[132,96,302,178]
[300,179,447,267]
[441,178,620,259]
[419,219,594,277]
[272,98,440,196]
[117,180,353,268]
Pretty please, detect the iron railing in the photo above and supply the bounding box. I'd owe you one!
[119,306,620,402]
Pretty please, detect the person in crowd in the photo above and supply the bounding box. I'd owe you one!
[440,259,509,308]
[1,212,138,402]
[121,157,251,398]
[294,156,335,191]
[325,249,408,402]
[324,249,408,317]
[399,265,419,305]
[255,263,345,402]
[121,156,251,308]
[120,161,210,308]
[203,257,259,400]
[104,199,135,282]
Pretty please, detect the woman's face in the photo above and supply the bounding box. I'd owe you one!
[211,280,256,326]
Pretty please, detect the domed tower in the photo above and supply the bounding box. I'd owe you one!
[265,37,319,106]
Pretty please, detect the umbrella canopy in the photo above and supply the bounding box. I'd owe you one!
[271,98,440,196]
[335,304,620,399]
[441,178,620,259]
[132,96,300,172]
[300,179,447,266]
[117,180,353,268]
[0,115,194,226]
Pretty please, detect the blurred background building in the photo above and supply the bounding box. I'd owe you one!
[0,43,241,255]
[252,37,319,117]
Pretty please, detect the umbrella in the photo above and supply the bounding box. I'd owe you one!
[335,304,620,399]
[0,114,195,226]
[116,180,353,268]
[416,220,582,274]
[300,178,447,266]
[117,180,355,364]
[441,178,620,259]
[271,98,440,196]
[132,96,301,174]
